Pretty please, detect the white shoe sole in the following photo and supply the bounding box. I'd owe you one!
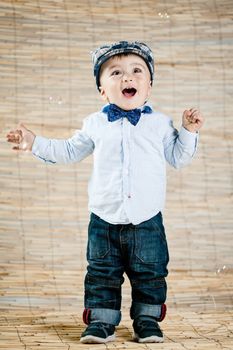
[80,334,115,344]
[133,333,164,343]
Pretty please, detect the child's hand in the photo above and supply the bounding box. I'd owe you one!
[182,108,204,133]
[6,123,36,151]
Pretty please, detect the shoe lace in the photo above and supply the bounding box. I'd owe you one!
[90,322,114,331]
[135,319,159,331]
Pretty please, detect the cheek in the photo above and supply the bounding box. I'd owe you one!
[141,82,151,95]
[107,84,120,96]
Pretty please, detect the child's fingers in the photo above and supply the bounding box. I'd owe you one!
[191,112,203,123]
[7,130,23,144]
[183,109,191,116]
[190,109,199,116]
[184,112,195,122]
[185,108,198,116]
[189,108,198,113]
[6,131,17,140]
[184,108,197,118]
[6,124,27,139]
[186,109,202,123]
[189,116,200,124]
[7,135,17,143]
[183,108,204,131]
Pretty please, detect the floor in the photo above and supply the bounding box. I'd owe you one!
[1,269,233,349]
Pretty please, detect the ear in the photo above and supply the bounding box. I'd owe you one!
[99,86,108,102]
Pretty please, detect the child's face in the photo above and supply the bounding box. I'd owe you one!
[99,54,152,110]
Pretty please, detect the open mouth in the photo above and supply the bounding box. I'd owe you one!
[122,88,137,98]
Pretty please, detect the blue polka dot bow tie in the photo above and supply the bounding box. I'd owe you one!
[102,103,152,126]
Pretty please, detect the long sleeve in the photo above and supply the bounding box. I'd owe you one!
[30,106,201,225]
[163,119,198,169]
[32,118,94,164]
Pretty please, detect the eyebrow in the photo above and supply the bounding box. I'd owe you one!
[130,62,146,68]
[107,62,146,70]
[107,65,121,70]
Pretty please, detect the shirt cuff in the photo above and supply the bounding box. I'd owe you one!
[179,126,198,148]
[32,135,49,157]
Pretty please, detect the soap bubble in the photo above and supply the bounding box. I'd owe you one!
[216,265,233,275]
[158,12,170,19]
[48,96,63,105]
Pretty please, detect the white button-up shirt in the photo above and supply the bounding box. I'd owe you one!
[32,105,198,225]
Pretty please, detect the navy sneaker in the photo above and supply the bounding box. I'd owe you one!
[133,318,164,343]
[80,322,115,344]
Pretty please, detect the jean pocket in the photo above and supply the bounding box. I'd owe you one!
[87,215,110,260]
[135,214,169,264]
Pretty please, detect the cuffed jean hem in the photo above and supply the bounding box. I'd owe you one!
[130,302,166,322]
[84,308,121,326]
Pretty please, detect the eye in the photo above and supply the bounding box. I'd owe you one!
[111,70,121,76]
[134,67,142,73]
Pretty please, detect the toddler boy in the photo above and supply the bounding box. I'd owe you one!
[7,41,204,344]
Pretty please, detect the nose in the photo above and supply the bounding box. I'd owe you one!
[122,72,133,82]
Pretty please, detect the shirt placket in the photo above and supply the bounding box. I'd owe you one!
[122,119,131,200]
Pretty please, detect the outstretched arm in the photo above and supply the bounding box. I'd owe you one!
[6,120,95,164]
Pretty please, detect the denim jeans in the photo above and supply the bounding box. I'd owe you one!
[84,212,169,326]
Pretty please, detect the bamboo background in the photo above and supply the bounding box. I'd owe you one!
[0,0,232,349]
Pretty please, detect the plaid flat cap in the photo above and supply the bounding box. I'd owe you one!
[92,40,154,90]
